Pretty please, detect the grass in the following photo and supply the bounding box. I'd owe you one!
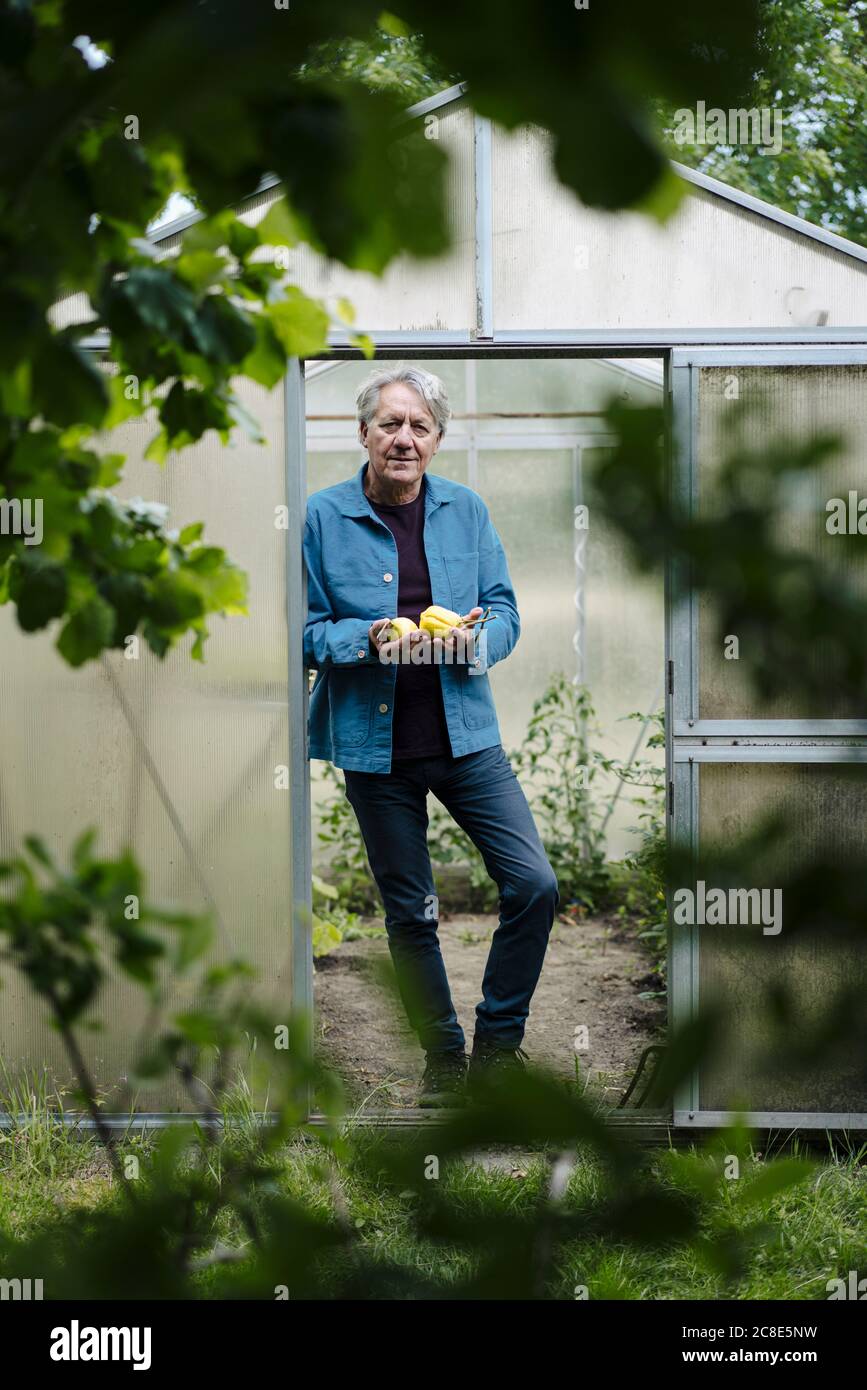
[1,1091,865,1299]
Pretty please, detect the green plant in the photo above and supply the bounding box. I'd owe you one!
[0,825,836,1299]
[604,711,668,992]
[510,673,611,913]
[311,873,363,958]
[314,764,379,913]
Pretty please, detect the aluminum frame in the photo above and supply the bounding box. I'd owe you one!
[473,115,494,339]
[667,345,867,1131]
[671,749,867,1130]
[669,346,867,738]
[318,331,867,356]
[285,362,315,1121]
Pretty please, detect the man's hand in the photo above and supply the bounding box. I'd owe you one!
[369,617,431,664]
[433,607,484,664]
[368,618,392,655]
[369,608,485,664]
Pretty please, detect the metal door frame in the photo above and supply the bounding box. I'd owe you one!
[295,335,867,1130]
[295,340,673,1124]
[666,345,867,1130]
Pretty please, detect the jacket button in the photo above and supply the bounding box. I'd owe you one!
[383,572,393,582]
[357,649,366,658]
[378,703,388,713]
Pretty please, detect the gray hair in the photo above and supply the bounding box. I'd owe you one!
[356,363,451,439]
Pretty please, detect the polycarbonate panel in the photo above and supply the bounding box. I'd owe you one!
[0,376,292,1112]
[697,761,867,1113]
[477,449,663,859]
[490,123,867,331]
[697,365,867,719]
[477,448,577,754]
[307,449,366,495]
[583,448,665,854]
[474,357,660,431]
[290,101,477,332]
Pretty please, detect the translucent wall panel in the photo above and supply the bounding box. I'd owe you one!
[490,122,867,331]
[478,448,578,755]
[0,378,291,1112]
[473,357,661,436]
[583,448,665,855]
[697,366,867,719]
[479,449,664,860]
[697,761,867,1114]
[289,101,476,331]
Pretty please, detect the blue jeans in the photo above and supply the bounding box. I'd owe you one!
[342,744,560,1053]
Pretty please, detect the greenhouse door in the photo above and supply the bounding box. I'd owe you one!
[667,346,867,1130]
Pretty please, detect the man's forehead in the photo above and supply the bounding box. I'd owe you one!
[375,384,434,419]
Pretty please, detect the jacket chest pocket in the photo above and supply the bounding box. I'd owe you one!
[444,552,480,616]
[327,567,378,618]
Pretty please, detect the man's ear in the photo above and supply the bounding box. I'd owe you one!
[359,421,368,447]
[432,430,443,456]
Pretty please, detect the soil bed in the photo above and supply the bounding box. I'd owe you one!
[314,910,665,1112]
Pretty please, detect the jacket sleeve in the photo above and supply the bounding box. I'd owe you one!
[474,503,520,671]
[303,509,380,670]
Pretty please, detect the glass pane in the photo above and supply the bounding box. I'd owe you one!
[697,760,867,1114]
[583,449,665,857]
[0,377,292,1112]
[697,365,867,719]
[479,448,664,860]
[475,356,662,424]
[478,448,578,758]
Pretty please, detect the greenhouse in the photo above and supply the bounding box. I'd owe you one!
[3,80,866,1133]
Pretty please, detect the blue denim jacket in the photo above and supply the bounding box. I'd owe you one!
[303,460,521,772]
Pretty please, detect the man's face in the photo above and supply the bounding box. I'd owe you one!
[359,382,442,488]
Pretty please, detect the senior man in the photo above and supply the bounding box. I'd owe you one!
[303,364,559,1107]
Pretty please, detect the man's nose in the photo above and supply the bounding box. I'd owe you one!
[394,421,414,448]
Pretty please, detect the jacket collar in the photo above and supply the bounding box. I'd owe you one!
[338,460,454,517]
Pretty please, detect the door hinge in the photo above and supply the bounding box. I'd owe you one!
[668,781,674,816]
[667,659,674,695]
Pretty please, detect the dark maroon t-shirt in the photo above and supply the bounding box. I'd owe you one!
[368,474,452,761]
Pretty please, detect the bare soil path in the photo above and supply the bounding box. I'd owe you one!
[313,911,665,1112]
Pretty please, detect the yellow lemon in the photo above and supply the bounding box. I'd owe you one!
[418,605,461,636]
[384,616,419,642]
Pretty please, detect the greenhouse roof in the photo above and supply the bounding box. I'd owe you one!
[148,82,867,268]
